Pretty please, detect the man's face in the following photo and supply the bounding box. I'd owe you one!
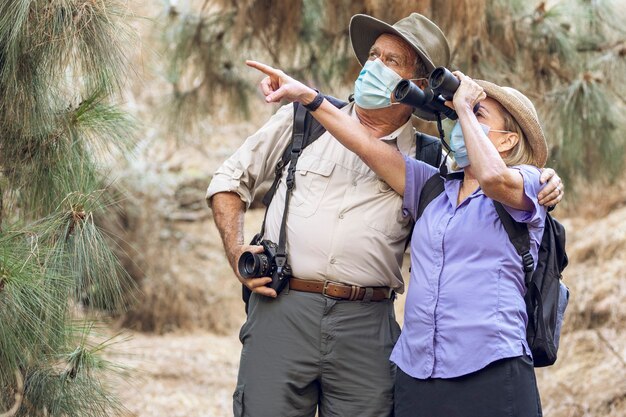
[367,34,420,82]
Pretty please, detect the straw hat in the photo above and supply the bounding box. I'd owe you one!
[349,13,450,73]
[476,80,548,167]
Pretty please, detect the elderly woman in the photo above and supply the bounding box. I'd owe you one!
[247,61,547,416]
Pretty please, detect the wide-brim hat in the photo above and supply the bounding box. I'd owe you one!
[476,80,548,167]
[350,13,450,121]
[349,13,450,73]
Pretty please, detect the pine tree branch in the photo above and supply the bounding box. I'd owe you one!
[0,370,24,417]
[547,60,574,83]
[595,329,626,369]
[577,40,626,54]
[0,183,3,232]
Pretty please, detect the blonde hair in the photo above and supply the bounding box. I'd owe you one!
[500,108,535,167]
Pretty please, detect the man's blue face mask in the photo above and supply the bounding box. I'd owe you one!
[354,59,404,109]
[450,121,492,168]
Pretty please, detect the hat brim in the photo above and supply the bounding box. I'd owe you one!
[349,14,436,72]
[476,80,548,167]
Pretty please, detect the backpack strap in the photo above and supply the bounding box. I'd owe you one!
[416,174,445,221]
[260,97,348,208]
[415,131,443,169]
[493,202,535,287]
[403,173,445,251]
[403,132,445,250]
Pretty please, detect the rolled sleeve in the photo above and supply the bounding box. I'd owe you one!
[402,155,438,221]
[502,165,547,227]
[205,104,294,208]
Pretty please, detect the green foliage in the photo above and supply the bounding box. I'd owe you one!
[159,6,252,133]
[159,0,626,187]
[549,76,622,181]
[0,1,136,415]
[157,0,354,134]
[505,0,625,183]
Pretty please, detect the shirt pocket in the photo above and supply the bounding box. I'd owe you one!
[289,155,335,218]
[365,179,411,241]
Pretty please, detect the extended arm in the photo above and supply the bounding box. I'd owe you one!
[247,60,407,195]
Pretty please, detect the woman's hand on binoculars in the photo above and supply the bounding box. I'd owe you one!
[445,71,486,113]
[246,60,318,106]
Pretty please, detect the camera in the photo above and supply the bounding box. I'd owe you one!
[238,239,292,293]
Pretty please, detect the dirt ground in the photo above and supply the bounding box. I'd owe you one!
[110,329,242,417]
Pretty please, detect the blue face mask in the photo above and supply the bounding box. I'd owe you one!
[354,59,403,109]
[450,122,491,168]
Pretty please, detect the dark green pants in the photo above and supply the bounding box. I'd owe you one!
[233,287,400,417]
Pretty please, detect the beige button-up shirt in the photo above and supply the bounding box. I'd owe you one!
[207,102,417,292]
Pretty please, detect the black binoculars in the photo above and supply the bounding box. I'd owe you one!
[393,67,476,120]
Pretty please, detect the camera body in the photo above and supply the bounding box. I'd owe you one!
[238,239,292,293]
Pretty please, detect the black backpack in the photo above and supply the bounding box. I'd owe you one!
[243,97,443,310]
[417,174,570,367]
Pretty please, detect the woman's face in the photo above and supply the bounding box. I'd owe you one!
[474,97,518,154]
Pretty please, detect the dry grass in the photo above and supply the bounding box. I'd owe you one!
[104,180,260,335]
[533,205,626,417]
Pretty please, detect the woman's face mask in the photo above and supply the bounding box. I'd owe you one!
[353,59,403,109]
[450,122,492,168]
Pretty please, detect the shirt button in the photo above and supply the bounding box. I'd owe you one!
[352,181,357,186]
[330,257,336,264]
[339,213,344,219]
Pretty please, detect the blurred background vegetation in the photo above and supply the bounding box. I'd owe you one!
[1,0,625,416]
[162,0,625,185]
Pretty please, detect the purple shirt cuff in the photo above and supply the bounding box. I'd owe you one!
[502,165,547,227]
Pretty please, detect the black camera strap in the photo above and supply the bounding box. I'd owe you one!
[255,102,311,276]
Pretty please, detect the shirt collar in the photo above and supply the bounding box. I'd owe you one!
[346,102,415,156]
[443,178,485,209]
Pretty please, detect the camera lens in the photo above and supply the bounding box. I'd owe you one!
[238,251,270,278]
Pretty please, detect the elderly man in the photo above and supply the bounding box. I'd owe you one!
[207,12,563,417]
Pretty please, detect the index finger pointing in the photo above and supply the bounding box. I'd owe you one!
[246,60,279,77]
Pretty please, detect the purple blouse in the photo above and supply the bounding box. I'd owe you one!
[390,156,547,379]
